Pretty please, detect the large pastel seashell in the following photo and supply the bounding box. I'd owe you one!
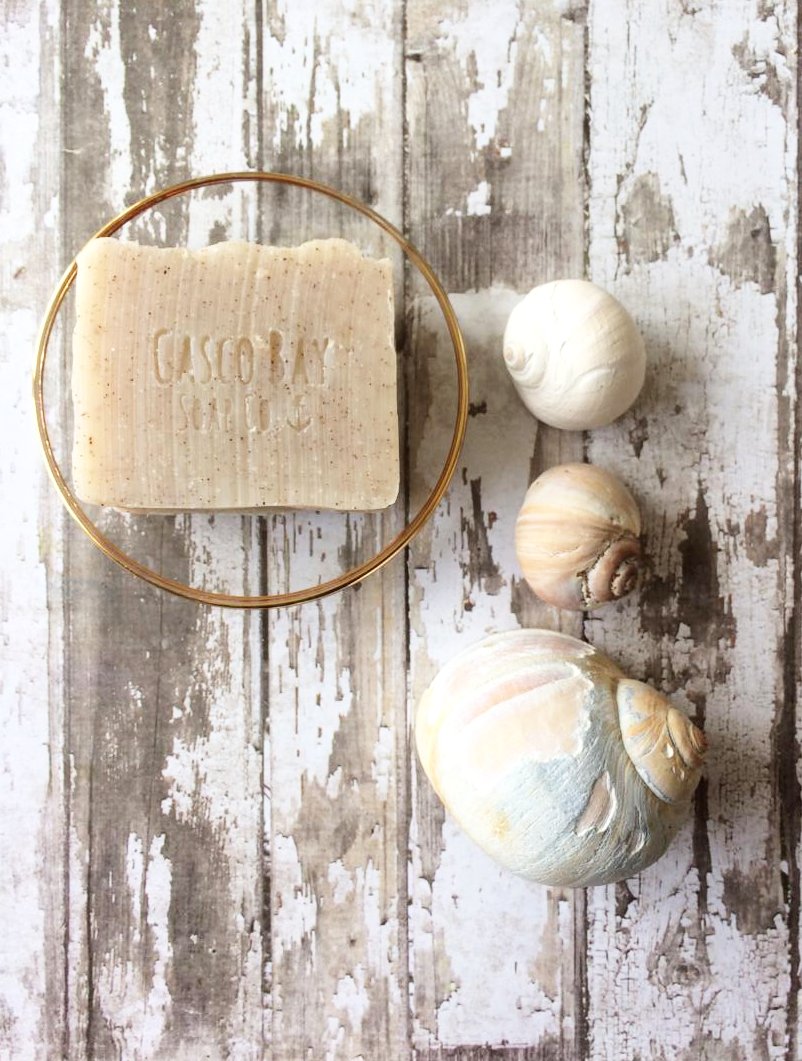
[415,629,706,888]
[515,463,642,610]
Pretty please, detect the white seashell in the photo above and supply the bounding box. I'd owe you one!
[515,462,642,610]
[503,280,646,430]
[415,629,706,888]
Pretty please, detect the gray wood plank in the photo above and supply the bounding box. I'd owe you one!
[583,1,798,1057]
[258,3,410,1058]
[405,2,588,1054]
[60,2,264,1056]
[0,2,67,1058]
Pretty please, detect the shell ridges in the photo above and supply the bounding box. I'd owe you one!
[415,629,707,887]
[616,678,707,805]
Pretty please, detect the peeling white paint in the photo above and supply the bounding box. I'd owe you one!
[145,831,173,1022]
[408,287,532,653]
[127,681,145,712]
[264,0,396,152]
[143,835,173,1052]
[0,4,64,1057]
[327,860,355,904]
[588,4,792,267]
[407,9,588,1051]
[125,833,145,945]
[270,594,355,820]
[272,833,318,952]
[436,4,520,150]
[331,967,369,1031]
[466,180,492,216]
[95,833,173,1059]
[142,6,265,1054]
[325,765,343,799]
[67,762,88,1053]
[370,725,393,801]
[426,820,558,1046]
[585,1,796,1057]
[260,3,406,1053]
[187,0,255,248]
[0,22,40,240]
[84,5,131,204]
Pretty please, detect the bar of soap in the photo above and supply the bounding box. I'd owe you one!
[71,237,399,511]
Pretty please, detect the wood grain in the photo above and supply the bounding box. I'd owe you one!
[260,3,410,1058]
[60,3,264,1057]
[405,1,587,1053]
[583,1,798,1057]
[2,0,800,1058]
[0,2,66,1058]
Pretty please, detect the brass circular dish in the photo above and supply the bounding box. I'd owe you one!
[33,171,469,608]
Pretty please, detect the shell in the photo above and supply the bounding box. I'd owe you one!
[515,463,642,610]
[503,279,646,430]
[616,679,707,804]
[415,629,706,888]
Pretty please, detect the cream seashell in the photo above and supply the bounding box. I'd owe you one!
[415,629,706,888]
[616,679,707,804]
[515,463,642,610]
[503,280,646,430]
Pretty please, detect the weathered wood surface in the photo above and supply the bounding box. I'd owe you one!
[405,3,587,1054]
[59,4,265,1058]
[584,4,798,1058]
[261,5,409,1058]
[0,1,798,1059]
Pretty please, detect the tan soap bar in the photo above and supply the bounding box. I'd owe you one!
[71,237,399,511]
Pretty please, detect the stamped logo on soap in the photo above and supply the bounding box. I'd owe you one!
[150,327,345,435]
[72,236,398,511]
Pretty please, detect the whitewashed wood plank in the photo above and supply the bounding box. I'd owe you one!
[0,4,65,1059]
[406,2,588,1053]
[584,2,797,1057]
[60,3,264,1057]
[259,2,410,1058]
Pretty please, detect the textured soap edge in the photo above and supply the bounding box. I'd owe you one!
[70,237,400,513]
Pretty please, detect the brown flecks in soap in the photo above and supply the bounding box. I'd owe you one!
[71,237,399,512]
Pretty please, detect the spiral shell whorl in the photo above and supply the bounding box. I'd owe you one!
[583,534,642,607]
[616,679,707,805]
[515,463,643,611]
[503,333,547,387]
[415,630,705,887]
[501,279,646,430]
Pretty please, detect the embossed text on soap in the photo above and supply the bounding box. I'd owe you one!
[150,327,342,434]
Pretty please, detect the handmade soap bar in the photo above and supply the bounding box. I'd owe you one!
[71,237,399,511]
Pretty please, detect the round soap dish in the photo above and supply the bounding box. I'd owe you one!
[33,171,468,608]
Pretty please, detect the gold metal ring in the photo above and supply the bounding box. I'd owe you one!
[33,171,469,608]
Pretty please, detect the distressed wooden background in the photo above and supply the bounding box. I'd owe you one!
[1,0,799,1058]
